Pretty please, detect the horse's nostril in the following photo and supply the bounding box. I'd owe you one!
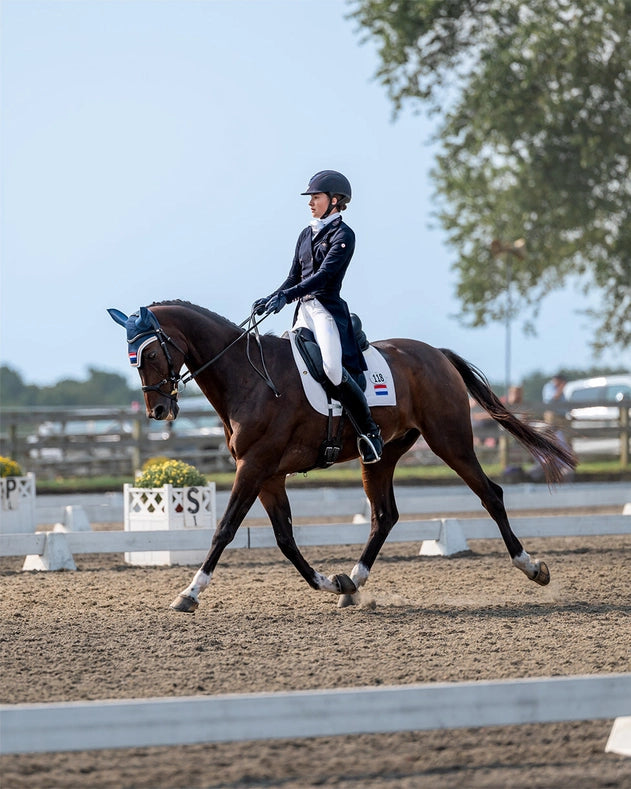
[153,404,165,420]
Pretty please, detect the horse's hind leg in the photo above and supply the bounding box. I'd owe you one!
[258,475,356,595]
[483,476,550,585]
[424,423,550,585]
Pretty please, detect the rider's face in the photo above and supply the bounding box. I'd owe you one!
[308,192,337,219]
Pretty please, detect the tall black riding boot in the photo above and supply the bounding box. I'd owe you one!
[330,371,383,464]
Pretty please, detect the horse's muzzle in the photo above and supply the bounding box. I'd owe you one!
[149,402,179,421]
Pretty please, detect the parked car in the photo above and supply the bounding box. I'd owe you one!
[146,416,224,442]
[563,375,631,423]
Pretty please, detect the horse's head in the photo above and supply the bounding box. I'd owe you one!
[108,306,185,421]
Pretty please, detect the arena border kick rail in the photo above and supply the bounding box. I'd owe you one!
[1,673,630,755]
[1,514,630,570]
[2,512,630,759]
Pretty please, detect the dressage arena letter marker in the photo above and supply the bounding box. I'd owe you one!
[2,478,18,511]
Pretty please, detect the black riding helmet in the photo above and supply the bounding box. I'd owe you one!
[301,170,352,218]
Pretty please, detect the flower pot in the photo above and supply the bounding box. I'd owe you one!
[123,482,216,566]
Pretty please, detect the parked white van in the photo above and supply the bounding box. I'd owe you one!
[563,375,631,422]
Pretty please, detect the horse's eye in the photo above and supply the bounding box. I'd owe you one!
[148,350,158,360]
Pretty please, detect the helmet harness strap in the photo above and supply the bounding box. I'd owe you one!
[320,194,337,220]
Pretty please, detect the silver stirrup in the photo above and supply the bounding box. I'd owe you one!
[357,433,381,464]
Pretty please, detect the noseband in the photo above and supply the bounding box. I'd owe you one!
[140,328,185,402]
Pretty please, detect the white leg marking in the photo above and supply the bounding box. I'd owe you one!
[512,550,537,579]
[350,562,370,588]
[181,568,212,602]
[314,571,339,593]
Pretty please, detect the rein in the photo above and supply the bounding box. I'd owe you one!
[148,310,281,399]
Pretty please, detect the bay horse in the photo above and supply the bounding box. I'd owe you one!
[109,301,576,613]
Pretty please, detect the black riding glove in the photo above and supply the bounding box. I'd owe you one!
[252,297,268,316]
[265,291,288,314]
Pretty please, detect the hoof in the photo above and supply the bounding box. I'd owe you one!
[170,594,199,613]
[328,573,357,595]
[533,560,550,586]
[337,593,357,608]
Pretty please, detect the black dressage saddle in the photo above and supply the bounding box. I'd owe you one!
[292,313,369,392]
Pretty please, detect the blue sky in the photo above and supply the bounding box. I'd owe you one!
[1,0,625,391]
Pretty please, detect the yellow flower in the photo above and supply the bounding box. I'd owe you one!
[136,459,207,488]
[0,456,23,478]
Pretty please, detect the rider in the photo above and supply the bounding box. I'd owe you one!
[253,170,383,464]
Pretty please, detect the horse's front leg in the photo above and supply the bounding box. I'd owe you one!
[258,476,356,596]
[170,464,261,613]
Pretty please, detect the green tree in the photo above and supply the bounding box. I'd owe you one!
[351,0,631,350]
[0,366,41,406]
[0,366,26,403]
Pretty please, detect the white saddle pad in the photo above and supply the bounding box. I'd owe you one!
[289,331,397,416]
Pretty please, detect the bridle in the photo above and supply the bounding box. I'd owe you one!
[140,310,279,402]
[139,327,185,402]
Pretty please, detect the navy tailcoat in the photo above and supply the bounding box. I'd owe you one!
[275,216,366,377]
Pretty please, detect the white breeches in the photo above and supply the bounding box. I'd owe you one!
[293,298,343,386]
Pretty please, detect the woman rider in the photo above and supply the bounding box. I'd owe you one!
[253,170,383,464]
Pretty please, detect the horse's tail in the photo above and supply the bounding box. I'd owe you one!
[439,348,577,483]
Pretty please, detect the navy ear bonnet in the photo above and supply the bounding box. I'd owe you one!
[107,306,160,367]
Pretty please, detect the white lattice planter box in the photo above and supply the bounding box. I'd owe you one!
[0,474,37,535]
[123,482,216,566]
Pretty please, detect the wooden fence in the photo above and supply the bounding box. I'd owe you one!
[1,399,629,479]
[0,405,232,477]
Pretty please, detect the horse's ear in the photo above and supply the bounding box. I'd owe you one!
[107,308,128,327]
[137,306,160,331]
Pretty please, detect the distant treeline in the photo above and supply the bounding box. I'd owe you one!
[1,366,137,407]
[0,363,627,408]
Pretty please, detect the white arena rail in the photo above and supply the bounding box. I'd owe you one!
[33,482,631,526]
[1,514,631,569]
[1,673,629,755]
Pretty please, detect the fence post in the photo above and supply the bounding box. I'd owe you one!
[131,415,142,475]
[499,433,509,470]
[620,405,629,469]
[9,421,20,465]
